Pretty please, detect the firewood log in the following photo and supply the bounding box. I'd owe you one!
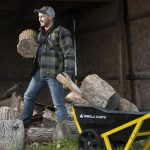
[0,120,24,150]
[57,73,138,111]
[17,29,38,58]
[42,108,57,128]
[65,91,89,105]
[0,106,20,120]
[26,121,77,143]
[42,104,76,127]
[57,73,116,108]
[25,127,53,144]
[80,74,116,108]
[0,93,24,119]
[106,93,139,112]
[117,97,139,111]
[0,107,24,150]
[56,73,81,95]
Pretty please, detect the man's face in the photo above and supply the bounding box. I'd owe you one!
[38,13,53,27]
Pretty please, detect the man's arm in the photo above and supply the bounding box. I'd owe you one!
[59,27,75,77]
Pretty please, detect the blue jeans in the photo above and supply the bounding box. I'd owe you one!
[22,70,68,128]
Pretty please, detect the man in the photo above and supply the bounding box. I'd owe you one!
[22,6,75,128]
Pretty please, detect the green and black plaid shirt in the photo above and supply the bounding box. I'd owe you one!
[36,25,75,78]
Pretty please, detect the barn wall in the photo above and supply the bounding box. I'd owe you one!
[127,0,150,110]
[76,0,150,110]
[0,31,28,96]
[76,3,117,77]
[76,2,131,99]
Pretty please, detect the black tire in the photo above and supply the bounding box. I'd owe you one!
[78,129,105,150]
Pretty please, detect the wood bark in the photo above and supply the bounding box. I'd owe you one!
[42,104,76,126]
[0,120,24,150]
[117,97,139,111]
[26,127,53,144]
[0,107,24,150]
[58,73,138,111]
[0,106,21,120]
[26,121,77,143]
[56,73,81,95]
[57,73,116,107]
[42,108,57,128]
[65,91,89,105]
[106,93,139,112]
[80,74,116,108]
[0,92,23,109]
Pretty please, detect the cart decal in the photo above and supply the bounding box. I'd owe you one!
[79,114,106,119]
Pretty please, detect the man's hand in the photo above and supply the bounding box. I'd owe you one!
[62,72,70,78]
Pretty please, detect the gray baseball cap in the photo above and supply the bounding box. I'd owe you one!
[34,6,55,17]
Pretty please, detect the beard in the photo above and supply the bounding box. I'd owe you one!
[40,20,51,28]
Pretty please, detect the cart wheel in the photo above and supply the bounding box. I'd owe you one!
[78,129,104,150]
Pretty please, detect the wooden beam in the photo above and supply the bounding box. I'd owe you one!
[116,0,128,98]
[123,1,138,105]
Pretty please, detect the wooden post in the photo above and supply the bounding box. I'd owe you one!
[116,0,128,98]
[123,0,139,106]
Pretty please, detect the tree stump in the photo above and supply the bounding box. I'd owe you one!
[0,120,24,150]
[0,107,24,150]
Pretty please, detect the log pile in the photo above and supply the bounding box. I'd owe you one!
[0,73,139,148]
[57,73,139,112]
[0,91,77,148]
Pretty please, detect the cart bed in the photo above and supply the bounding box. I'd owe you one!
[73,104,150,143]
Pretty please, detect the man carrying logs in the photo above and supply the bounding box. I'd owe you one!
[22,6,75,128]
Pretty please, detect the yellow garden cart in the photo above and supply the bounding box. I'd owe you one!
[72,104,150,150]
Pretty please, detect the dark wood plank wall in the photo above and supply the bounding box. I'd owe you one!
[76,0,150,110]
[76,2,130,97]
[127,0,150,110]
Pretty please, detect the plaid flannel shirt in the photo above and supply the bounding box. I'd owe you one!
[36,25,75,78]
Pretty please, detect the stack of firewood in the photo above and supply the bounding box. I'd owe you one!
[0,73,139,149]
[0,92,24,150]
[57,73,138,112]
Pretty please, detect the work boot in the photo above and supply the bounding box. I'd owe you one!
[52,120,71,141]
